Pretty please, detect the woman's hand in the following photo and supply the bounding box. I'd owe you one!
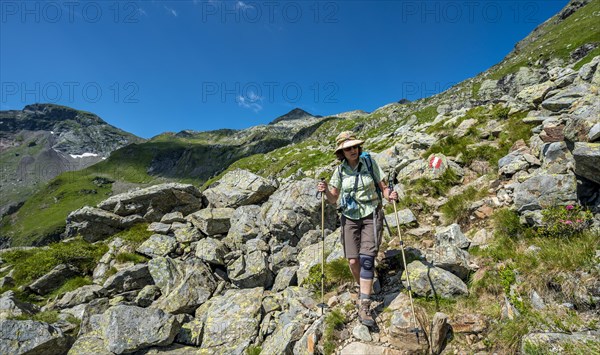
[389,190,398,201]
[317,180,328,193]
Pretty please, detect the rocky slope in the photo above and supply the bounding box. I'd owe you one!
[0,103,144,217]
[0,1,599,354]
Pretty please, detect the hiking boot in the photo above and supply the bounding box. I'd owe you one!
[358,299,375,327]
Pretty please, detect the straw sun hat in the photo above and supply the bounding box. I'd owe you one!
[334,131,364,153]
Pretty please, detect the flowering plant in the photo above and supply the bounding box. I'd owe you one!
[539,204,593,238]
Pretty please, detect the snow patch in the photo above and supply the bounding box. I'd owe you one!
[70,152,99,159]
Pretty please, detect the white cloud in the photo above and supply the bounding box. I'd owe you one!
[236,1,254,10]
[237,92,263,113]
[164,6,177,17]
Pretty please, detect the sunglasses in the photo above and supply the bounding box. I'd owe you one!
[343,145,360,152]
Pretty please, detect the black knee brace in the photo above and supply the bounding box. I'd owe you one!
[359,254,375,280]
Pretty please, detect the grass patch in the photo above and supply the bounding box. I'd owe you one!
[115,252,149,264]
[323,309,347,355]
[246,345,261,355]
[573,46,600,70]
[305,259,354,297]
[0,238,107,286]
[440,186,488,224]
[411,169,460,198]
[10,310,60,324]
[109,223,153,249]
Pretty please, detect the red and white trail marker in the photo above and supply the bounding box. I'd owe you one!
[429,155,442,174]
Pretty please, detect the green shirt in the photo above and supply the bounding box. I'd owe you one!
[330,156,385,220]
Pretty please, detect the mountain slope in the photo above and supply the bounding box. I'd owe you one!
[0,103,144,217]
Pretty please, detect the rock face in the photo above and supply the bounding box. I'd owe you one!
[151,259,217,314]
[0,291,39,319]
[261,178,337,245]
[573,142,600,185]
[203,169,278,208]
[103,305,180,354]
[65,207,143,242]
[26,263,80,295]
[514,173,577,212]
[195,287,264,354]
[98,183,203,219]
[103,264,154,295]
[187,208,235,236]
[228,250,273,289]
[0,319,70,355]
[403,261,469,298]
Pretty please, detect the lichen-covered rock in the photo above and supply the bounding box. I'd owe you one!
[435,224,471,249]
[521,330,600,354]
[187,208,235,236]
[27,264,80,295]
[261,178,337,245]
[272,266,298,292]
[56,285,105,309]
[195,238,228,266]
[0,291,39,319]
[203,169,278,208]
[0,319,70,355]
[151,259,217,314]
[68,331,112,355]
[297,231,341,285]
[514,173,577,212]
[541,84,589,112]
[293,315,324,355]
[517,81,554,108]
[175,317,204,346]
[425,244,472,281]
[403,261,469,298]
[173,226,203,243]
[135,285,161,308]
[103,264,153,295]
[136,234,178,258]
[98,183,203,218]
[540,141,575,175]
[195,287,264,354]
[224,205,265,249]
[103,305,180,354]
[498,147,541,176]
[260,320,304,355]
[147,257,182,296]
[385,209,416,228]
[573,142,600,185]
[65,206,144,242]
[228,250,273,289]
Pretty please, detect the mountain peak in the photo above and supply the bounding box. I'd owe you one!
[269,108,320,125]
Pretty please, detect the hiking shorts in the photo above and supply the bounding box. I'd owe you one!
[340,208,384,259]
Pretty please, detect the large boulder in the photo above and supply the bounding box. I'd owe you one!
[403,261,469,298]
[203,169,278,208]
[516,81,554,108]
[98,183,203,219]
[195,287,264,354]
[541,84,589,112]
[26,264,80,295]
[540,142,575,175]
[425,244,472,281]
[65,206,143,242]
[151,259,217,314]
[103,305,180,354]
[0,319,70,355]
[195,237,228,266]
[136,234,178,258]
[498,147,541,176]
[56,285,105,309]
[224,205,266,249]
[434,224,471,249]
[103,264,154,295]
[228,250,273,289]
[0,291,39,319]
[260,178,337,245]
[147,257,182,296]
[260,320,304,355]
[187,208,235,236]
[380,293,429,353]
[297,230,342,285]
[514,173,577,212]
[573,142,600,185]
[564,94,600,142]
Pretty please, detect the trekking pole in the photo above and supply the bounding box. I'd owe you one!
[316,178,328,315]
[388,171,422,338]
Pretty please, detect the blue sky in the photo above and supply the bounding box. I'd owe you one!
[1,0,568,139]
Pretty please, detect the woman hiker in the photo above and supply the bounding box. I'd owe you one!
[317,131,398,327]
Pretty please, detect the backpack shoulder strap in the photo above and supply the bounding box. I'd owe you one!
[363,154,383,202]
